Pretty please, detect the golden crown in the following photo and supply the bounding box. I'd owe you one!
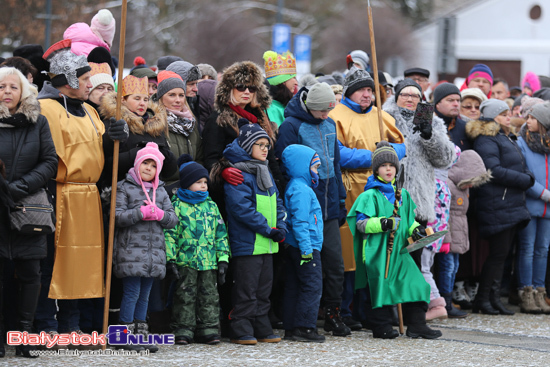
[122,75,148,96]
[263,51,296,79]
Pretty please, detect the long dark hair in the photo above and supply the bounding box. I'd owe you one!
[266,80,294,107]
[526,121,550,149]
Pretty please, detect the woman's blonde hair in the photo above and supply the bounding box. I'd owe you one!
[229,89,259,109]
[399,86,422,97]
[0,67,35,103]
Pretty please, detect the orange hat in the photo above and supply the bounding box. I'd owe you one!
[122,75,148,96]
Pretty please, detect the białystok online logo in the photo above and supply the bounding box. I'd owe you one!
[7,327,174,348]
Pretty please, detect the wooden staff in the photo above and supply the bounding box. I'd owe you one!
[367,0,385,141]
[102,0,128,349]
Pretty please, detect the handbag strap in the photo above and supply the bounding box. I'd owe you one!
[8,128,29,182]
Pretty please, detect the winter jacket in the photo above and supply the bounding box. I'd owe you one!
[222,140,287,257]
[383,98,456,222]
[445,150,491,254]
[517,126,550,218]
[63,23,110,56]
[281,144,323,255]
[0,94,57,260]
[466,119,534,237]
[114,174,178,279]
[164,196,230,270]
[99,92,177,190]
[197,79,217,134]
[275,87,346,221]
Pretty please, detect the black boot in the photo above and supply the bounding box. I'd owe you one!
[403,302,442,340]
[135,320,159,353]
[442,293,468,318]
[16,283,41,358]
[323,306,351,336]
[113,322,145,351]
[490,281,515,315]
[472,279,499,315]
[0,325,5,358]
[372,324,399,339]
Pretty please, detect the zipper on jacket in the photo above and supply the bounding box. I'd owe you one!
[317,125,330,218]
[502,188,507,200]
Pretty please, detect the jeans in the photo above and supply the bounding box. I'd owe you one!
[119,277,154,323]
[517,217,550,288]
[437,252,459,295]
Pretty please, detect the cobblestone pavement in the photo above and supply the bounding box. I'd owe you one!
[2,302,549,366]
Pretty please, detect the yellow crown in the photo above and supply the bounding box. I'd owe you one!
[122,75,148,96]
[263,51,296,79]
[89,62,112,76]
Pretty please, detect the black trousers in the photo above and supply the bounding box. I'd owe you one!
[321,219,345,307]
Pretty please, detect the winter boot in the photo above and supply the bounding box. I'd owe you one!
[16,283,41,358]
[442,293,468,318]
[535,288,550,314]
[519,286,541,314]
[372,324,399,339]
[323,306,351,336]
[490,282,514,315]
[472,279,499,315]
[404,302,442,339]
[452,281,472,310]
[135,320,159,352]
[465,281,479,303]
[291,327,325,343]
[425,297,447,321]
[342,316,363,331]
[114,322,145,351]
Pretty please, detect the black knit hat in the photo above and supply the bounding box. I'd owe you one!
[394,78,422,102]
[237,118,270,156]
[343,66,374,98]
[433,82,460,105]
[372,141,399,176]
[178,154,209,190]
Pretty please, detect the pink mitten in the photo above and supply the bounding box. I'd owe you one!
[154,207,165,221]
[140,205,157,221]
[439,242,450,254]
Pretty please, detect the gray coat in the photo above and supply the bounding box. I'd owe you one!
[114,174,178,279]
[383,98,456,222]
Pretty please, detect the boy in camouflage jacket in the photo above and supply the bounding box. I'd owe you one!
[164,155,230,345]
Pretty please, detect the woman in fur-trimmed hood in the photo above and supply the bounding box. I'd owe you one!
[203,61,285,215]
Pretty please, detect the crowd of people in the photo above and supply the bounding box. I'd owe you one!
[1,8,550,358]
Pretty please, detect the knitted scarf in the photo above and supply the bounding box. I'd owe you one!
[166,109,195,137]
[228,103,258,123]
[233,159,273,192]
[520,124,550,155]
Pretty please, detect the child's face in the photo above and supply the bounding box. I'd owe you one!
[188,177,208,192]
[377,163,396,182]
[139,159,157,182]
[311,164,319,174]
[526,115,540,132]
[251,137,270,161]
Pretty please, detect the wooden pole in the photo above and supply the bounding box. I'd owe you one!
[367,0,385,141]
[102,0,128,349]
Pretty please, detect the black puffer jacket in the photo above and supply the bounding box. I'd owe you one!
[0,94,57,260]
[466,119,534,237]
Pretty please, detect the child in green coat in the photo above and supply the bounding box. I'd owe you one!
[164,155,230,345]
[347,141,442,340]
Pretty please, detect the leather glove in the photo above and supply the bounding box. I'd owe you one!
[439,242,450,254]
[413,121,432,140]
[541,189,550,203]
[411,225,427,242]
[218,261,229,285]
[108,118,129,142]
[166,261,180,281]
[268,228,285,243]
[222,167,244,186]
[8,180,28,202]
[380,217,400,232]
[140,204,159,221]
[338,204,347,227]
[300,253,313,266]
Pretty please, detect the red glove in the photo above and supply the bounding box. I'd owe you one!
[222,167,244,186]
[439,242,450,254]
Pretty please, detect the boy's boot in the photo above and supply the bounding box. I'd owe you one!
[292,327,325,343]
[135,320,159,352]
[452,281,472,310]
[489,281,514,315]
[519,286,541,314]
[404,302,442,339]
[535,288,550,314]
[16,283,41,358]
[113,322,145,351]
[442,293,467,318]
[323,306,351,336]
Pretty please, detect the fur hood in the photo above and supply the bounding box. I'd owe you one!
[465,119,501,140]
[99,92,167,137]
[214,61,273,136]
[0,94,41,123]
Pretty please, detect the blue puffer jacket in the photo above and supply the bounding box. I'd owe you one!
[466,119,534,237]
[282,144,324,255]
[275,87,346,221]
[518,132,550,218]
[223,140,287,257]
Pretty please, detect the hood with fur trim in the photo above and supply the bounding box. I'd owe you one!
[0,94,41,123]
[99,92,167,137]
[214,61,272,131]
[465,119,501,140]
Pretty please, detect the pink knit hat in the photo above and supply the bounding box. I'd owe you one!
[522,72,541,95]
[133,142,165,205]
[91,9,116,47]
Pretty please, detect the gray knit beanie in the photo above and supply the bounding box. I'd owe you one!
[306,83,336,111]
[480,99,510,120]
[167,61,202,83]
[343,66,374,97]
[529,102,550,129]
[372,141,399,176]
[433,82,461,105]
[394,78,422,102]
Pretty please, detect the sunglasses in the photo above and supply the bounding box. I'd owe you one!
[235,84,257,93]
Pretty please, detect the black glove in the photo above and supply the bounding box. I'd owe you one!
[218,261,229,285]
[8,180,28,202]
[268,228,285,243]
[108,118,129,142]
[338,204,347,227]
[413,121,432,140]
[166,261,180,282]
[380,217,400,232]
[411,225,427,242]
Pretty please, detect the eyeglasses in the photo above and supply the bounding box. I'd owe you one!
[235,84,257,93]
[253,143,271,150]
[461,105,480,110]
[399,93,420,101]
